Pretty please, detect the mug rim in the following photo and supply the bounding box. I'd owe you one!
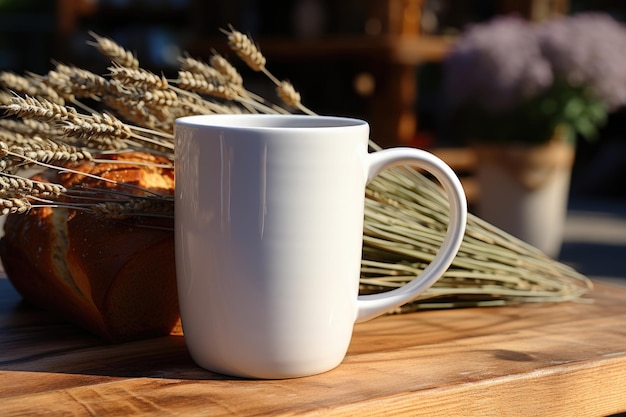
[175,114,368,130]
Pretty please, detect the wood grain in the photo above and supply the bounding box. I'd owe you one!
[1,275,625,416]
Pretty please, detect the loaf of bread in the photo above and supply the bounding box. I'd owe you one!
[0,152,179,342]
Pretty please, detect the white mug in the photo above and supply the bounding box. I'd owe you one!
[174,114,467,379]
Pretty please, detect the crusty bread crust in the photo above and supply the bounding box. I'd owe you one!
[0,152,179,341]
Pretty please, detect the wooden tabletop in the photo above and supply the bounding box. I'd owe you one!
[2,274,626,417]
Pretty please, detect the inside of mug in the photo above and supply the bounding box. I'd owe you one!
[177,114,366,129]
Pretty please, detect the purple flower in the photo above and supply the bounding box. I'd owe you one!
[443,12,626,143]
[538,13,626,110]
[444,16,553,112]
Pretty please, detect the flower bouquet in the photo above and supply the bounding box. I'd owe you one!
[442,13,626,255]
[443,12,626,145]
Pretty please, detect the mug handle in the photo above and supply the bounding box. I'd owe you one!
[356,148,468,322]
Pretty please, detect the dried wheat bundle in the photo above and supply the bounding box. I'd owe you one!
[0,29,592,310]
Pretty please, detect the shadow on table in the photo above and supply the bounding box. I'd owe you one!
[0,328,241,381]
[0,277,240,381]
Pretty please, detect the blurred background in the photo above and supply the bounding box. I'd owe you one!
[0,0,624,282]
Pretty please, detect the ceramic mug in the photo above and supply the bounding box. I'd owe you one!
[174,114,467,379]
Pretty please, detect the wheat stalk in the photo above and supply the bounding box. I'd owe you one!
[177,70,238,100]
[4,95,78,122]
[223,27,267,72]
[209,53,244,87]
[108,64,170,90]
[88,31,139,69]
[0,197,31,215]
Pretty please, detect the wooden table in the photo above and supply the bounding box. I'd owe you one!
[2,275,626,416]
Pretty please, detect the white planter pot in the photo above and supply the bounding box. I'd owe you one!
[475,139,575,258]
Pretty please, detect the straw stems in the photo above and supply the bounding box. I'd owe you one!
[360,164,591,308]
